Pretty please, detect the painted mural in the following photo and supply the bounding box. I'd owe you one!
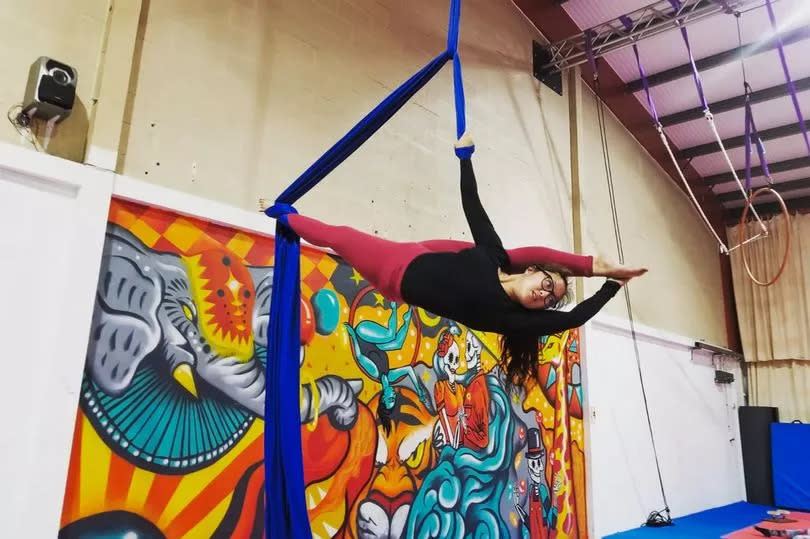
[60,200,589,538]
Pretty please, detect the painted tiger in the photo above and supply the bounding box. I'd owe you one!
[347,387,438,539]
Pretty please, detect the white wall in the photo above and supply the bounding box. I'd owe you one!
[583,314,746,537]
[0,143,113,537]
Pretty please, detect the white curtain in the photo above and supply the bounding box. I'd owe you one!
[727,212,810,422]
[748,361,810,423]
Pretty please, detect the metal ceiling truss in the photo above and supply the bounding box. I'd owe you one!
[534,0,766,91]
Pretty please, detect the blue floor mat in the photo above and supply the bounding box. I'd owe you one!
[604,501,774,538]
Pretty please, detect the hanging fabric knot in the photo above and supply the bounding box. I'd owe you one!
[455,145,475,159]
[265,202,298,226]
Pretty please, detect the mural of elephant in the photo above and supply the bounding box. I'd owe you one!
[82,224,366,475]
[82,224,272,472]
[89,225,269,411]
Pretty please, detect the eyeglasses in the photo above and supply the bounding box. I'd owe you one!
[540,270,559,308]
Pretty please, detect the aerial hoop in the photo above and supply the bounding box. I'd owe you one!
[740,187,791,287]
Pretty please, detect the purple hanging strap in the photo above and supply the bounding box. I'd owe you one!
[744,97,753,191]
[744,88,772,191]
[669,0,710,112]
[620,15,661,125]
[751,113,770,180]
[765,0,810,157]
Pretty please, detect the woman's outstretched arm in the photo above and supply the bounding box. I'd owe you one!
[505,249,648,279]
[457,135,504,252]
[460,158,503,250]
[505,246,594,276]
[454,134,645,280]
[504,279,623,335]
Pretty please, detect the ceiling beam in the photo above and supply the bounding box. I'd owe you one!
[625,26,810,94]
[725,195,810,221]
[680,119,810,159]
[718,176,810,203]
[659,76,810,127]
[703,156,810,185]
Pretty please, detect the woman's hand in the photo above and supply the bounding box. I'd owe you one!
[593,255,647,280]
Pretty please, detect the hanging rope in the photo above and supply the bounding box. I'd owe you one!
[736,14,772,194]
[583,39,672,527]
[734,8,792,285]
[263,1,471,536]
[667,0,768,237]
[764,0,810,157]
[668,0,768,236]
[616,15,729,254]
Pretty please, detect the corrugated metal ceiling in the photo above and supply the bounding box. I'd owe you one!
[546,0,810,213]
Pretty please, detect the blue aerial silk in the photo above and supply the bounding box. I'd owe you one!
[263,1,472,536]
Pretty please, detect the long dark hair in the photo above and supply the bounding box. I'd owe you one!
[500,267,573,389]
[499,332,541,390]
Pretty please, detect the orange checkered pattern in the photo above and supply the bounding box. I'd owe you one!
[108,199,336,284]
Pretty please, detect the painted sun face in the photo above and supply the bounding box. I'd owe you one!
[185,250,255,359]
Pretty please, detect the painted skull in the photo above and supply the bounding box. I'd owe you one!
[441,340,461,377]
[527,451,545,484]
[465,330,482,370]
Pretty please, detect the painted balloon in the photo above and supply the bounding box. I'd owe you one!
[301,296,315,345]
[312,289,340,335]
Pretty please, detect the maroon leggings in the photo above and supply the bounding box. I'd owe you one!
[287,214,593,302]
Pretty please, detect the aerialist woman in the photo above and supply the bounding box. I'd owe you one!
[270,133,647,386]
